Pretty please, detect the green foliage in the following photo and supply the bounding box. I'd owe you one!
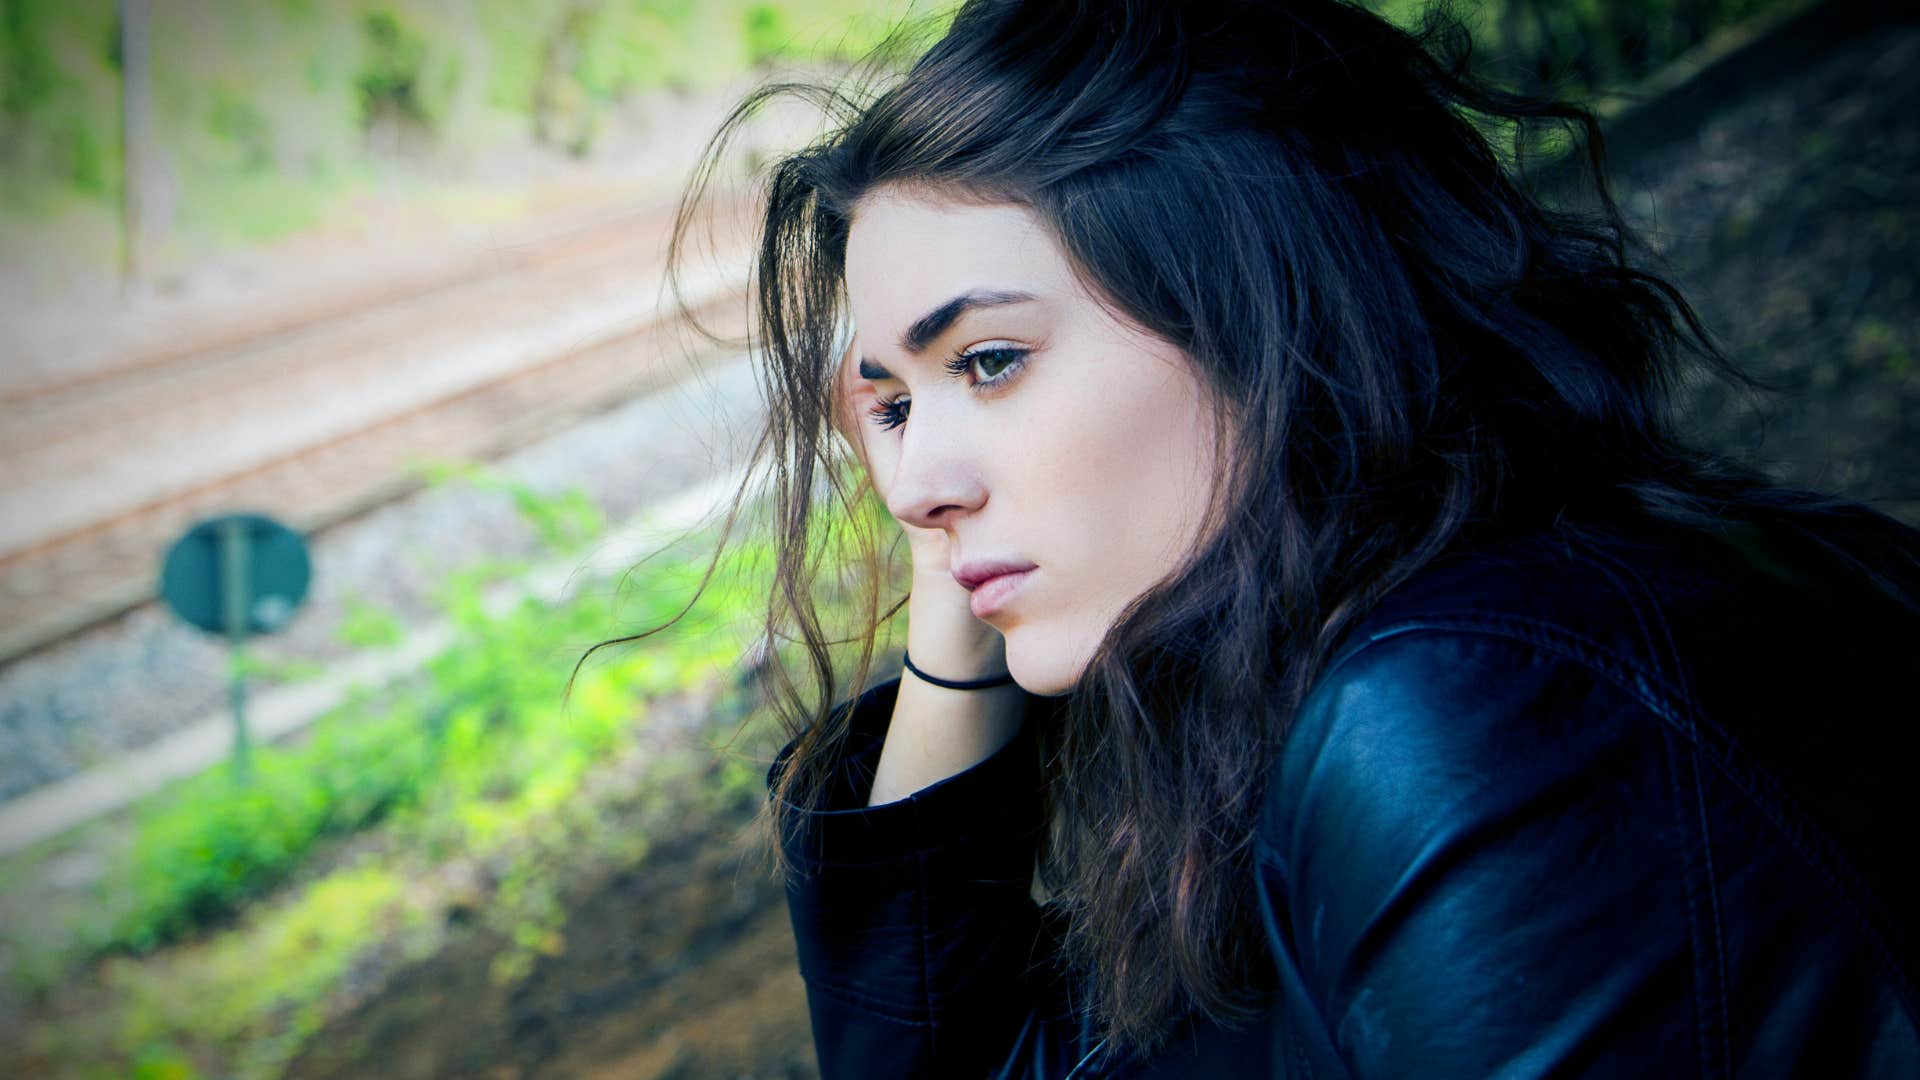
[78,464,734,959]
[415,456,606,555]
[229,649,327,685]
[103,711,423,953]
[0,453,898,1075]
[504,481,604,555]
[1848,317,1914,382]
[0,0,931,249]
[129,1046,199,1080]
[354,8,433,131]
[0,0,119,207]
[0,0,1813,253]
[109,863,419,1079]
[1366,0,1814,109]
[334,591,404,649]
[744,3,794,67]
[207,82,274,172]
[0,0,60,120]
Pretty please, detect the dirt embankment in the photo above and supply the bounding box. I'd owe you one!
[281,747,820,1080]
[1600,9,1920,525]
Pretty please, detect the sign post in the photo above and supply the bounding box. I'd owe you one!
[161,513,312,785]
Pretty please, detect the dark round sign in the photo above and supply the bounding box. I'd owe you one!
[160,512,311,636]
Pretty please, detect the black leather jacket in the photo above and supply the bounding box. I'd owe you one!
[767,512,1920,1077]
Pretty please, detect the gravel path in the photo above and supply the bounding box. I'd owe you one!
[0,353,768,803]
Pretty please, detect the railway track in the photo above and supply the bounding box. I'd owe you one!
[0,196,758,666]
[0,199,694,410]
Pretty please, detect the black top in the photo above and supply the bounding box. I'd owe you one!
[767,511,1920,1077]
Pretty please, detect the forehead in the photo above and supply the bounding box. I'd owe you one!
[843,188,1076,325]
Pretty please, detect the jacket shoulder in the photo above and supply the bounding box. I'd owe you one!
[1255,513,1920,1073]
[1308,512,1920,948]
[1327,516,1745,681]
[1341,509,1920,642]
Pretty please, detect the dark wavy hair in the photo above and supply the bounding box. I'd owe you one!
[573,0,1920,1060]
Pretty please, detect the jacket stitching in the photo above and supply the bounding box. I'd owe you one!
[1253,848,1318,1079]
[1342,616,1920,1026]
[802,976,934,1026]
[1579,535,1736,1075]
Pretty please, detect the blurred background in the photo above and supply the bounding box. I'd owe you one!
[0,0,1912,1076]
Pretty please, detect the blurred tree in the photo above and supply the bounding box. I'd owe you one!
[356,6,435,155]
[532,2,601,157]
[1454,0,1801,103]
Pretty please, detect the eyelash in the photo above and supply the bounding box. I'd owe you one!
[866,346,1029,432]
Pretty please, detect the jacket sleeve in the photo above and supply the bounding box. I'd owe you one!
[1259,628,1713,1076]
[766,674,1102,1079]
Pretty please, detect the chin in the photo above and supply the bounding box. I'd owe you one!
[1003,630,1082,698]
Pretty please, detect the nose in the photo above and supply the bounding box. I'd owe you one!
[883,404,986,531]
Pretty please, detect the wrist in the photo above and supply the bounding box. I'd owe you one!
[903,649,1016,690]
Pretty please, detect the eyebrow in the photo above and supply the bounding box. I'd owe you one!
[857,289,1037,381]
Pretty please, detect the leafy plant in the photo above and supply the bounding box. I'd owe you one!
[354,8,432,132]
[0,457,909,1076]
[76,468,726,956]
[334,591,405,649]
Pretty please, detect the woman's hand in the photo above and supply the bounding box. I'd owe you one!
[828,340,1008,679]
[829,342,1025,808]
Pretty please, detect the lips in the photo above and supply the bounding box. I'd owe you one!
[952,558,1040,592]
[967,567,1035,619]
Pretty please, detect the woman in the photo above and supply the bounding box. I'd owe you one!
[588,0,1920,1074]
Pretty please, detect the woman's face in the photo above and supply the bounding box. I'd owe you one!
[840,184,1222,695]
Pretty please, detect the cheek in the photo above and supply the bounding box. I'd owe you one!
[1122,412,1215,563]
[1017,363,1214,582]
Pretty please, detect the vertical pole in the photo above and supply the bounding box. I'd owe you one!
[220,518,253,785]
[117,0,152,299]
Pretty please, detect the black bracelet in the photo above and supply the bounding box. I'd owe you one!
[902,649,1016,690]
